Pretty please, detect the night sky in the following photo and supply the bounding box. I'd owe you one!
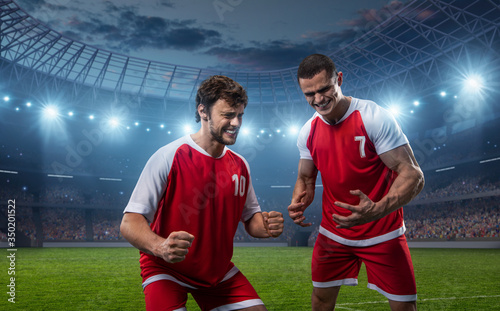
[15,0,409,70]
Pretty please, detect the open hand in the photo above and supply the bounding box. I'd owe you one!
[333,190,381,228]
[288,191,312,227]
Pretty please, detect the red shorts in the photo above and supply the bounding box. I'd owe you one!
[312,233,417,302]
[143,270,263,311]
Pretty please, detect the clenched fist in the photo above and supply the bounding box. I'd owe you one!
[262,211,284,238]
[154,231,195,263]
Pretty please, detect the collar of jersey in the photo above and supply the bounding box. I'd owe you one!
[186,134,228,159]
[316,97,357,126]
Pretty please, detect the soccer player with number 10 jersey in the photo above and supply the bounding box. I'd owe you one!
[121,75,284,311]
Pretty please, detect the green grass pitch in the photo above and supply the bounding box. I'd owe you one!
[1,247,499,310]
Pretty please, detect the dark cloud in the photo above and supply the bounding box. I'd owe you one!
[202,1,420,71]
[109,12,222,51]
[205,40,319,71]
[17,0,48,12]
[59,30,84,42]
[156,0,175,8]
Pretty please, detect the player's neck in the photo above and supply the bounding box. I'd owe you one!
[191,131,225,158]
[324,96,351,125]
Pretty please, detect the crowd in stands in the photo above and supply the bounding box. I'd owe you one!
[0,129,499,244]
[1,173,498,243]
[404,198,499,240]
[414,176,500,201]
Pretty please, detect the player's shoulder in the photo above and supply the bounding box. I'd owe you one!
[351,97,387,116]
[148,135,191,164]
[350,97,395,126]
[156,135,190,154]
[225,148,251,170]
[300,112,322,131]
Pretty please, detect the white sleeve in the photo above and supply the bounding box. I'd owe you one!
[363,102,409,155]
[241,177,261,222]
[123,146,172,223]
[237,156,261,222]
[297,117,314,160]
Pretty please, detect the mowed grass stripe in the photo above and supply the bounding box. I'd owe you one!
[0,247,499,310]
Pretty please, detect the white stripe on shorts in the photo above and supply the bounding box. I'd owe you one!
[313,278,358,288]
[210,298,264,311]
[142,274,197,290]
[367,283,417,302]
[142,266,241,289]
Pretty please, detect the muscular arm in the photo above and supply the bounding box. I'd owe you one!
[377,144,425,213]
[120,212,194,263]
[333,144,425,228]
[288,159,318,227]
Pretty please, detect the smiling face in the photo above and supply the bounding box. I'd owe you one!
[299,69,345,123]
[205,98,244,146]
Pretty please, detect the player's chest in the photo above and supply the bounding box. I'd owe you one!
[308,119,378,169]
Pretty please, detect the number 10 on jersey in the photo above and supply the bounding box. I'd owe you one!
[232,174,247,197]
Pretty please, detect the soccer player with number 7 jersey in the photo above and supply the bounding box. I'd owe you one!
[121,75,284,311]
[288,54,425,311]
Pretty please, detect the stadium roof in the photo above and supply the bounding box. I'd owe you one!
[1,0,499,125]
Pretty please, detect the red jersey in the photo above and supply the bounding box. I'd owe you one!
[124,135,261,288]
[297,98,409,247]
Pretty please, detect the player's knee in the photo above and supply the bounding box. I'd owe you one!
[388,300,417,311]
[311,290,336,311]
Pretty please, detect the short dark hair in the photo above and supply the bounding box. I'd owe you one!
[297,54,338,82]
[195,75,248,123]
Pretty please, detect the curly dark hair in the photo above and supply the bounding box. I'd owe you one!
[195,75,248,123]
[297,54,338,83]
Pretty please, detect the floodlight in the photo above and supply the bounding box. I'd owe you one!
[440,91,447,97]
[3,96,10,102]
[389,106,400,117]
[413,101,420,106]
[68,111,74,117]
[288,126,299,135]
[109,117,120,128]
[89,114,95,120]
[26,102,32,107]
[43,105,60,119]
[464,75,484,93]
[183,124,193,134]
